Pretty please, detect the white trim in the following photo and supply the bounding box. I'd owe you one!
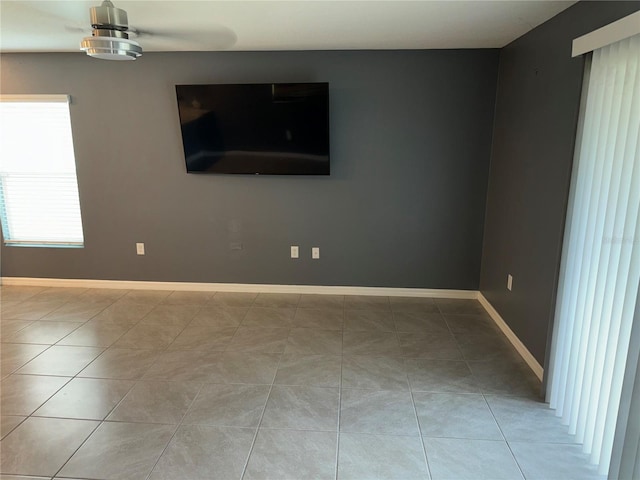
[0,94,69,103]
[476,292,544,381]
[0,277,476,298]
[572,11,640,57]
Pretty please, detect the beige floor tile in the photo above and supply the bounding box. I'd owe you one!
[469,359,540,397]
[344,310,395,332]
[509,442,604,480]
[253,293,300,308]
[414,392,503,440]
[456,334,521,362]
[226,327,289,353]
[241,307,295,328]
[297,294,345,309]
[167,326,236,351]
[1,415,26,440]
[342,355,409,390]
[160,291,214,305]
[205,352,281,384]
[1,343,49,376]
[2,321,82,345]
[90,301,154,326]
[340,388,419,435]
[244,429,337,480]
[393,311,450,334]
[59,422,176,479]
[189,305,248,327]
[120,290,172,304]
[261,385,339,431]
[338,433,430,480]
[56,322,130,347]
[435,298,486,315]
[444,313,498,335]
[149,425,255,480]
[142,350,221,382]
[34,377,134,420]
[16,345,104,376]
[344,295,391,310]
[78,288,129,302]
[291,308,344,330]
[108,381,200,424]
[398,332,463,359]
[285,327,343,354]
[1,300,64,321]
[343,331,402,356]
[274,354,342,387]
[0,319,34,339]
[30,287,88,304]
[0,286,45,303]
[485,395,575,442]
[113,323,185,349]
[78,348,160,380]
[1,375,70,416]
[208,292,256,307]
[0,417,99,477]
[140,304,201,327]
[40,300,111,322]
[424,437,523,480]
[389,296,439,314]
[183,384,270,427]
[406,359,480,393]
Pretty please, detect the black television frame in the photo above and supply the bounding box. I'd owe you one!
[175,82,330,176]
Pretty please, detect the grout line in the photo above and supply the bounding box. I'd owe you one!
[144,381,206,479]
[407,374,433,479]
[50,415,104,479]
[483,393,527,480]
[239,350,284,479]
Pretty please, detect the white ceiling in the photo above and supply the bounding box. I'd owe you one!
[0,0,576,53]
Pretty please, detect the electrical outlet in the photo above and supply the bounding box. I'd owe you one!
[312,247,320,259]
[291,246,299,259]
[136,243,145,255]
[507,274,513,291]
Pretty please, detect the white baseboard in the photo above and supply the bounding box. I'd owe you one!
[476,292,544,381]
[0,276,544,379]
[0,277,477,299]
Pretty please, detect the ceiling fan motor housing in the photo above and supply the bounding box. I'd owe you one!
[81,0,142,60]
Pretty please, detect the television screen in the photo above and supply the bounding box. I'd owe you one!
[175,83,330,175]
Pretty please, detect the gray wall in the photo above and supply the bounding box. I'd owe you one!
[0,50,498,288]
[480,1,640,366]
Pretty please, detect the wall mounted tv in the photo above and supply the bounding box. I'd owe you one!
[175,82,330,175]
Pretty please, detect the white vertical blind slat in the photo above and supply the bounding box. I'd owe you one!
[548,33,640,476]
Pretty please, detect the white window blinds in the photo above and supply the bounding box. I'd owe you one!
[0,95,84,246]
[547,33,640,475]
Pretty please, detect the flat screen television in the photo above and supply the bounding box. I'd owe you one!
[175,82,330,175]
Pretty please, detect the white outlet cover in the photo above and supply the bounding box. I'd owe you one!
[136,243,145,255]
[312,247,320,259]
[507,274,513,291]
[291,246,299,259]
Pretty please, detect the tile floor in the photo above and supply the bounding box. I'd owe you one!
[0,286,605,480]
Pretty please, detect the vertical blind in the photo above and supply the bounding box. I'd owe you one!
[0,95,84,246]
[547,34,640,475]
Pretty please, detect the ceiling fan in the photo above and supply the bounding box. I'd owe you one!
[80,0,142,61]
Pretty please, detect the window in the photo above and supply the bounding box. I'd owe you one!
[547,33,639,474]
[0,95,84,247]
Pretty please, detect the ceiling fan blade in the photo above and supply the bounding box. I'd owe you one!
[132,25,238,50]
